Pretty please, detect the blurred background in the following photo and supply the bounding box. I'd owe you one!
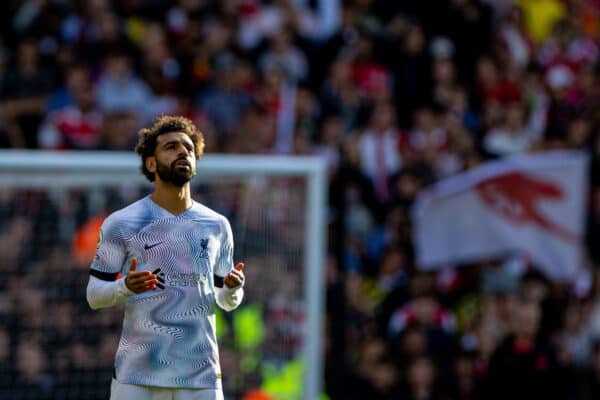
[1,0,600,399]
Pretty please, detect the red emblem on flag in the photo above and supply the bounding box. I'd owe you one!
[476,172,578,244]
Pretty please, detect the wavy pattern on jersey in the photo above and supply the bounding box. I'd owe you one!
[132,217,212,278]
[107,196,231,389]
[165,293,215,321]
[146,287,189,338]
[92,199,162,274]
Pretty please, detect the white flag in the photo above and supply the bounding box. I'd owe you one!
[412,151,589,281]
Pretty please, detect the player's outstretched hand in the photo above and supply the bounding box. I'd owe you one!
[125,258,158,293]
[223,262,245,288]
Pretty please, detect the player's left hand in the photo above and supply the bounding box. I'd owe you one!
[223,262,244,288]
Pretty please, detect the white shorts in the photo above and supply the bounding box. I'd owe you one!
[110,379,225,400]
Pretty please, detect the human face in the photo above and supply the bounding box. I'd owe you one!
[151,132,196,187]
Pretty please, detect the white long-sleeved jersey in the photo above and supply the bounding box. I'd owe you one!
[86,196,243,389]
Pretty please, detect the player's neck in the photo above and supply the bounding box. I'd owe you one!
[150,182,192,216]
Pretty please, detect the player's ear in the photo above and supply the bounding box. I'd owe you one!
[146,156,156,174]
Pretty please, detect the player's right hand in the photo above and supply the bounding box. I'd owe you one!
[125,258,158,293]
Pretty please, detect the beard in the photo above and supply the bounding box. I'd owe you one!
[156,158,194,187]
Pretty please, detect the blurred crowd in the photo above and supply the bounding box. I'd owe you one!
[2,0,600,399]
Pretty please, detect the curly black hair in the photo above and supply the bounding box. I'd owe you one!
[135,115,205,182]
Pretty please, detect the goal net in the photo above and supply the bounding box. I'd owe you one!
[0,150,326,400]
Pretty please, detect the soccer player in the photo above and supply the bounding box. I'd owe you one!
[86,115,245,400]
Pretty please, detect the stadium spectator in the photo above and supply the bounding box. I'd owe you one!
[399,355,443,400]
[258,28,308,84]
[481,298,565,400]
[0,37,54,148]
[46,63,90,112]
[95,50,153,124]
[13,341,52,400]
[320,56,362,132]
[198,53,252,137]
[482,100,537,156]
[37,66,102,150]
[358,100,402,204]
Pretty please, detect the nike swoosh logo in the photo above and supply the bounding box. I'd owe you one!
[144,242,163,250]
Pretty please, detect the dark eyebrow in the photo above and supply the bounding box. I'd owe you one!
[162,139,193,148]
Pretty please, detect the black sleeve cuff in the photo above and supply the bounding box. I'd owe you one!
[90,269,119,281]
[214,275,224,288]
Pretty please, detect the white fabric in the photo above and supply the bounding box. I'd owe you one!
[358,129,402,182]
[87,277,243,311]
[215,285,244,312]
[96,74,153,123]
[86,276,134,310]
[483,127,534,156]
[412,150,589,281]
[110,379,224,400]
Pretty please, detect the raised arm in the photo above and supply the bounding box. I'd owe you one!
[213,217,244,311]
[86,216,157,310]
[215,262,245,311]
[87,258,158,309]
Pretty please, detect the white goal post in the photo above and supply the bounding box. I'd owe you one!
[0,150,327,400]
